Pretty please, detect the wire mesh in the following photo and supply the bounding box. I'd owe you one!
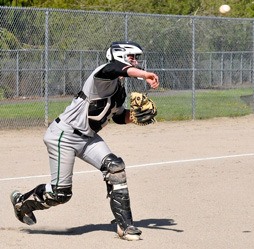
[0,7,253,128]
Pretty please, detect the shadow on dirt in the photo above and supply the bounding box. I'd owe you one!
[21,218,184,235]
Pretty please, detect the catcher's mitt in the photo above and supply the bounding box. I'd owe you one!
[130,92,157,125]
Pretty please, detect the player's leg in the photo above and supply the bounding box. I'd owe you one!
[78,133,142,240]
[10,183,72,225]
[10,122,75,225]
[100,153,142,241]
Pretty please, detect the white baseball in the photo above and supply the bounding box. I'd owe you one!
[219,4,231,14]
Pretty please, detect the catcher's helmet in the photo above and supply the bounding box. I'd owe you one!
[106,41,143,66]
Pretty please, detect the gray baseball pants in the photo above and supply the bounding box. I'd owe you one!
[43,119,111,186]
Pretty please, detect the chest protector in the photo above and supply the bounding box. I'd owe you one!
[88,79,126,132]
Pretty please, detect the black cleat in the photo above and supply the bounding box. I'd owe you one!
[10,190,36,225]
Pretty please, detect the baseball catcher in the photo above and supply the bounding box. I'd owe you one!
[10,41,159,241]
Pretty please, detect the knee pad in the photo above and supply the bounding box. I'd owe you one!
[101,153,125,174]
[43,184,73,206]
[101,153,127,185]
[101,153,128,197]
[20,184,72,214]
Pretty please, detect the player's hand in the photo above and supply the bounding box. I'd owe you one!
[145,72,159,89]
[126,68,159,89]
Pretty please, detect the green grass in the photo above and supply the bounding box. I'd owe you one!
[0,88,253,123]
[0,99,70,122]
[151,88,253,121]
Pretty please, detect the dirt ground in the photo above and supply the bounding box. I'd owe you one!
[0,115,254,249]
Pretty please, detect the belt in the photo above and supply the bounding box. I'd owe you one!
[55,117,85,137]
[55,117,61,123]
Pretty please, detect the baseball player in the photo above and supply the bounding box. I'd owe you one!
[10,41,159,241]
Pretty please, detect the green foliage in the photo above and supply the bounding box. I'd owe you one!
[0,28,21,49]
[195,19,253,53]
[1,1,254,54]
[48,11,126,50]
[0,8,46,49]
[1,0,254,18]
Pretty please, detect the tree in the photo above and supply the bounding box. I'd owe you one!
[1,0,254,20]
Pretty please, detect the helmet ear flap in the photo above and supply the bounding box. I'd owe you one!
[110,46,115,61]
[106,47,114,61]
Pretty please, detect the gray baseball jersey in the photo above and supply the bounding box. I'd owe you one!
[44,61,131,187]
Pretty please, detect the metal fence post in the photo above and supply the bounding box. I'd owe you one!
[192,17,196,120]
[220,53,224,86]
[209,52,212,86]
[40,50,44,97]
[229,52,232,85]
[240,53,243,84]
[44,10,49,126]
[63,50,66,95]
[16,50,19,97]
[124,13,128,41]
[79,51,83,89]
[124,13,129,108]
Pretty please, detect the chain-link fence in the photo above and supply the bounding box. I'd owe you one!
[1,6,254,128]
